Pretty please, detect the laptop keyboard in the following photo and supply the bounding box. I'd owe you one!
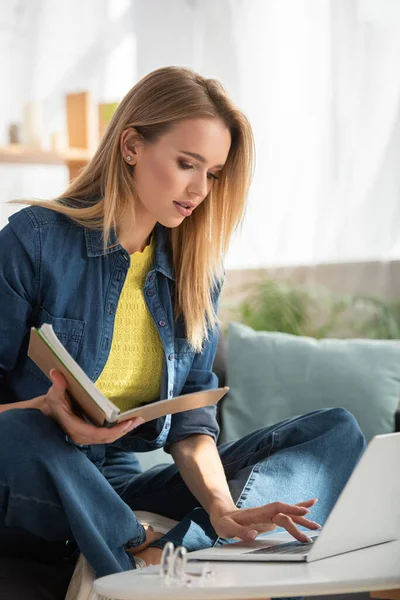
[248,535,318,556]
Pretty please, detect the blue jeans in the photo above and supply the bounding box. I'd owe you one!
[0,407,366,578]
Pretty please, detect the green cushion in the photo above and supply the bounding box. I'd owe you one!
[220,322,400,444]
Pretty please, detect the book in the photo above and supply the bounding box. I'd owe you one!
[28,324,229,427]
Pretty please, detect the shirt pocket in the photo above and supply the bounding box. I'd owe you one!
[24,306,85,384]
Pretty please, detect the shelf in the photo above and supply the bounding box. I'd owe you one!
[0,145,92,166]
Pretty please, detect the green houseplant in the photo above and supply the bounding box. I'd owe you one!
[223,279,400,340]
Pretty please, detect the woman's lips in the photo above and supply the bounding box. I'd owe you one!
[173,201,193,217]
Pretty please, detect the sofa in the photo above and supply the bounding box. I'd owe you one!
[1,327,399,600]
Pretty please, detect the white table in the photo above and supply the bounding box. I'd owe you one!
[94,539,400,600]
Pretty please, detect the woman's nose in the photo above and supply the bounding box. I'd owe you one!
[189,173,209,199]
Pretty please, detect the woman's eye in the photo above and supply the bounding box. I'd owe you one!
[178,160,193,170]
[178,160,219,181]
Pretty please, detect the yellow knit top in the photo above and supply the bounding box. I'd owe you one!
[95,234,164,412]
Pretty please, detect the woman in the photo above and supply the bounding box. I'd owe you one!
[0,66,366,579]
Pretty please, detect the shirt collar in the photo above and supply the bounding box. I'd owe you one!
[84,222,175,281]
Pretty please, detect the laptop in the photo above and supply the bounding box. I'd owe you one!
[188,432,400,563]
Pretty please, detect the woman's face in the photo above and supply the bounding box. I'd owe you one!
[128,117,231,228]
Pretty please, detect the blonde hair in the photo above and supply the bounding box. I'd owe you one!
[12,66,254,352]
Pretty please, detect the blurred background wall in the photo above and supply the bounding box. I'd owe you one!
[2,0,400,328]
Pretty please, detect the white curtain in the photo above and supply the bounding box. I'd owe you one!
[219,0,400,269]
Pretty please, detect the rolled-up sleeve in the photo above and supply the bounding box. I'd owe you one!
[165,276,224,451]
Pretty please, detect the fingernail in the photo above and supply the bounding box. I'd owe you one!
[249,530,257,539]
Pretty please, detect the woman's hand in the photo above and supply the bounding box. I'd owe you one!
[37,369,144,445]
[210,498,321,543]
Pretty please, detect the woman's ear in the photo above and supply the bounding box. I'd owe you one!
[120,127,144,165]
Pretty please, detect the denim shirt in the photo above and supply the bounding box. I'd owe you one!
[0,206,223,454]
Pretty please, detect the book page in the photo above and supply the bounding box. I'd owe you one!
[113,386,229,424]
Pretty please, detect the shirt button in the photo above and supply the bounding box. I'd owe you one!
[168,390,173,397]
[146,289,154,296]
[158,320,166,327]
[168,353,174,361]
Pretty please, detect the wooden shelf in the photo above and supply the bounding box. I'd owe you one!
[0,145,92,166]
[1,91,102,181]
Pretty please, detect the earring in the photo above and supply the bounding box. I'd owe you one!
[126,155,132,161]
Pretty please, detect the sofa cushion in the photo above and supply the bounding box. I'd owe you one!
[220,322,400,444]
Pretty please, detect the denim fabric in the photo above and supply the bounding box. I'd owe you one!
[0,406,365,577]
[128,407,366,551]
[0,204,222,576]
[0,206,367,580]
[0,205,222,451]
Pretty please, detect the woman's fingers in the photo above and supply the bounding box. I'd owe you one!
[49,369,68,393]
[235,502,311,526]
[270,501,314,516]
[63,415,144,445]
[295,498,318,508]
[231,515,320,537]
[46,370,145,444]
[214,499,321,543]
[216,519,258,541]
[272,513,313,543]
[226,499,320,541]
[212,499,321,545]
[232,523,258,541]
[290,515,321,530]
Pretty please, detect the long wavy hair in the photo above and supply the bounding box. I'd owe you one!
[12,66,254,352]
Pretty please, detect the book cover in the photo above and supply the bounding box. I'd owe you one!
[28,324,229,427]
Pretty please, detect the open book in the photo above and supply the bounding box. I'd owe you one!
[28,324,229,427]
